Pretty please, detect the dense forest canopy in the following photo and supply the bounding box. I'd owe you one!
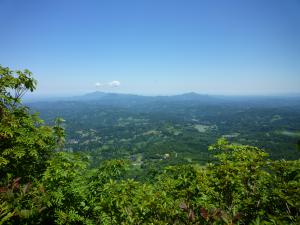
[1,66,300,224]
[29,84,300,168]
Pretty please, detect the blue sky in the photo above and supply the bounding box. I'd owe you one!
[0,0,300,96]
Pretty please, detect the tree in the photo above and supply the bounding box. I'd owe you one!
[0,65,58,182]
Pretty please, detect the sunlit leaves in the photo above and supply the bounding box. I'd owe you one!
[0,65,36,108]
[0,202,14,225]
[2,137,300,224]
[0,66,58,181]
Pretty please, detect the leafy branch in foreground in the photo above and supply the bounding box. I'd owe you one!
[0,65,60,182]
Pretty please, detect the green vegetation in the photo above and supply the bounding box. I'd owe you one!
[1,66,300,224]
[30,92,300,164]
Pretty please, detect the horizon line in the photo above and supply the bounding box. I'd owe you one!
[24,90,300,101]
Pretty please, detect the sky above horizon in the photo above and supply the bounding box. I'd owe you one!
[0,0,300,96]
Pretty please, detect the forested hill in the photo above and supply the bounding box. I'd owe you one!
[28,92,300,163]
[27,91,300,107]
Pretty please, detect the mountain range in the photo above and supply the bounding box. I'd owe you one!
[25,91,300,108]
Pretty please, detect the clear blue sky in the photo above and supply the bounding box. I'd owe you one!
[0,0,300,96]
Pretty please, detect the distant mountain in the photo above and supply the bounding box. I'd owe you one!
[66,91,220,105]
[26,91,300,108]
[77,91,213,101]
[161,92,214,101]
[69,92,152,106]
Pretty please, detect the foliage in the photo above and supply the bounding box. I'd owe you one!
[1,66,299,224]
[0,202,14,225]
[30,91,300,162]
[0,65,59,182]
[0,66,36,108]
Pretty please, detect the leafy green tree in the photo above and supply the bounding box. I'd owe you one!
[0,65,60,182]
[0,65,68,224]
[268,159,300,224]
[208,138,271,223]
[207,138,299,224]
[41,152,90,224]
